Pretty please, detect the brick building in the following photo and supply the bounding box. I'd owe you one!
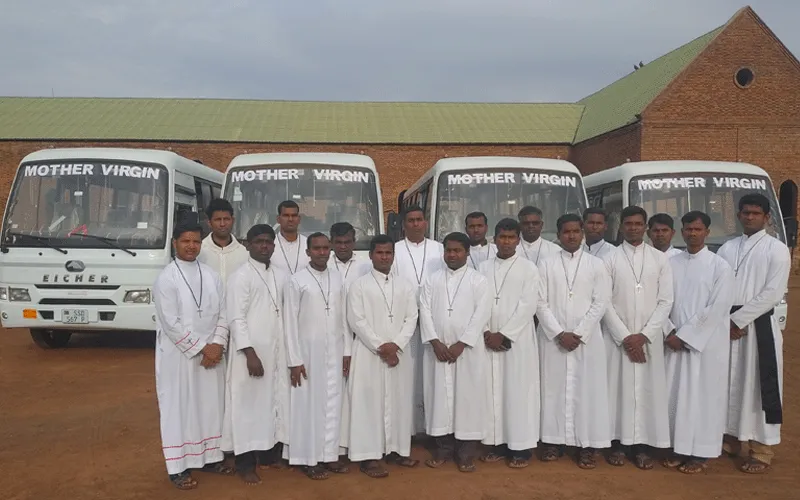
[0,6,797,265]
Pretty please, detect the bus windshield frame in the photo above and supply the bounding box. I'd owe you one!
[629,172,786,249]
[434,167,587,242]
[224,164,381,250]
[1,160,169,250]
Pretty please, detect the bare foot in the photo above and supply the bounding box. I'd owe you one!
[239,469,262,485]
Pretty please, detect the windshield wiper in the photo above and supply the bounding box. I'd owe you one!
[69,233,137,256]
[3,232,68,254]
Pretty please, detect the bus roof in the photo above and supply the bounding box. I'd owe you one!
[584,160,772,188]
[405,156,581,194]
[226,152,378,172]
[18,147,222,180]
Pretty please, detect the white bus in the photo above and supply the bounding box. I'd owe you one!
[392,156,588,242]
[584,160,792,330]
[221,152,384,256]
[0,147,224,348]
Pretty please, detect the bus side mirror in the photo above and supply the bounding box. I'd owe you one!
[387,211,401,242]
[785,217,797,248]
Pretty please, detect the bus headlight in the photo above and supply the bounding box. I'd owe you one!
[124,290,151,304]
[0,287,7,301]
[9,287,31,302]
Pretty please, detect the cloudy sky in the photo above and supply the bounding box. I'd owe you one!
[1,0,797,103]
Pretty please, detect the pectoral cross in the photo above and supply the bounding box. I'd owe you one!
[197,308,202,318]
[447,307,453,316]
[494,296,500,305]
[568,291,574,300]
[636,283,643,292]
[388,313,394,323]
[274,307,280,315]
[325,305,331,316]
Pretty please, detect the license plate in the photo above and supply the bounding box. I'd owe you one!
[61,309,89,324]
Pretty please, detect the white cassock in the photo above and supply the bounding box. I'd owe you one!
[283,267,351,465]
[664,246,683,259]
[665,248,734,457]
[222,259,290,455]
[272,232,310,276]
[154,259,228,475]
[419,265,491,439]
[198,234,249,287]
[478,255,541,451]
[536,249,612,449]
[602,242,673,448]
[346,269,419,461]
[582,239,614,260]
[718,230,791,445]
[517,237,560,266]
[468,243,497,270]
[391,237,444,434]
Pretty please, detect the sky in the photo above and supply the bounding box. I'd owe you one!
[0,0,798,103]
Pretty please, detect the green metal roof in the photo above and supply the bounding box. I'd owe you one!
[573,26,724,143]
[0,98,583,144]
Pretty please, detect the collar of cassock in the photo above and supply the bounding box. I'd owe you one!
[686,246,708,258]
[446,264,468,276]
[371,268,391,281]
[622,240,646,251]
[405,237,426,247]
[743,228,767,240]
[205,233,242,253]
[560,247,583,258]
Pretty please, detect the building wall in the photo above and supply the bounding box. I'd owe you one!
[569,123,641,175]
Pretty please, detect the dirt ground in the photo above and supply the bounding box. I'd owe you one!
[1,280,799,500]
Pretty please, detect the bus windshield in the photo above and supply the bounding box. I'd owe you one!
[435,168,587,242]
[224,164,381,250]
[630,173,786,249]
[2,160,168,249]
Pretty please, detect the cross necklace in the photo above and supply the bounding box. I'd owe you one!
[445,266,469,316]
[278,233,301,274]
[405,239,427,285]
[622,243,645,292]
[371,272,395,322]
[522,238,543,264]
[560,250,584,300]
[734,232,767,277]
[492,256,518,305]
[248,261,280,315]
[174,259,203,317]
[307,268,332,316]
[469,243,491,269]
[334,256,354,278]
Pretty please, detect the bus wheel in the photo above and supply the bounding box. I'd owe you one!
[30,329,72,349]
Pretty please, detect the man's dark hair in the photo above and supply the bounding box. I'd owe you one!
[582,207,607,222]
[443,232,471,251]
[306,232,329,249]
[494,218,521,237]
[205,198,234,219]
[465,211,488,225]
[557,213,583,233]
[172,221,203,240]
[330,222,356,240]
[277,200,300,215]
[402,205,424,221]
[517,206,543,219]
[738,193,771,214]
[621,205,648,223]
[369,234,395,252]
[246,224,275,241]
[681,210,712,228]
[648,213,675,230]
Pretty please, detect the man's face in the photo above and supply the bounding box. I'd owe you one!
[209,210,234,240]
[681,219,709,248]
[403,210,427,241]
[444,240,468,270]
[519,214,543,242]
[277,207,301,233]
[370,243,395,274]
[738,204,769,235]
[558,221,583,253]
[495,229,520,258]
[465,216,488,245]
[306,235,331,268]
[173,230,202,261]
[332,233,355,262]
[583,213,607,244]
[647,222,675,250]
[622,214,646,244]
[248,233,275,263]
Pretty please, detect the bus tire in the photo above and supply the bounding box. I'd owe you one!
[30,329,72,349]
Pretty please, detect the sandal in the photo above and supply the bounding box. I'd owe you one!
[634,452,654,470]
[577,449,596,470]
[740,458,770,474]
[508,456,529,469]
[481,451,504,463]
[425,456,448,468]
[302,465,330,480]
[540,445,560,462]
[169,472,198,490]
[607,449,626,466]
[360,460,389,478]
[200,462,235,475]
[385,453,419,468]
[662,457,683,468]
[678,460,707,475]
[323,461,350,474]
[455,456,476,473]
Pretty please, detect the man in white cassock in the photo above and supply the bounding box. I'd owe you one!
[602,206,673,470]
[154,220,234,490]
[284,233,352,480]
[198,199,249,287]
[517,206,560,265]
[648,213,683,258]
[662,211,734,474]
[478,218,541,469]
[465,211,496,270]
[419,232,491,472]
[271,200,310,276]
[223,224,291,485]
[717,193,791,474]
[581,208,614,259]
[391,205,443,435]
[347,235,420,478]
[536,214,612,470]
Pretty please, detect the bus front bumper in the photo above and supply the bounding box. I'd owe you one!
[0,303,157,332]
